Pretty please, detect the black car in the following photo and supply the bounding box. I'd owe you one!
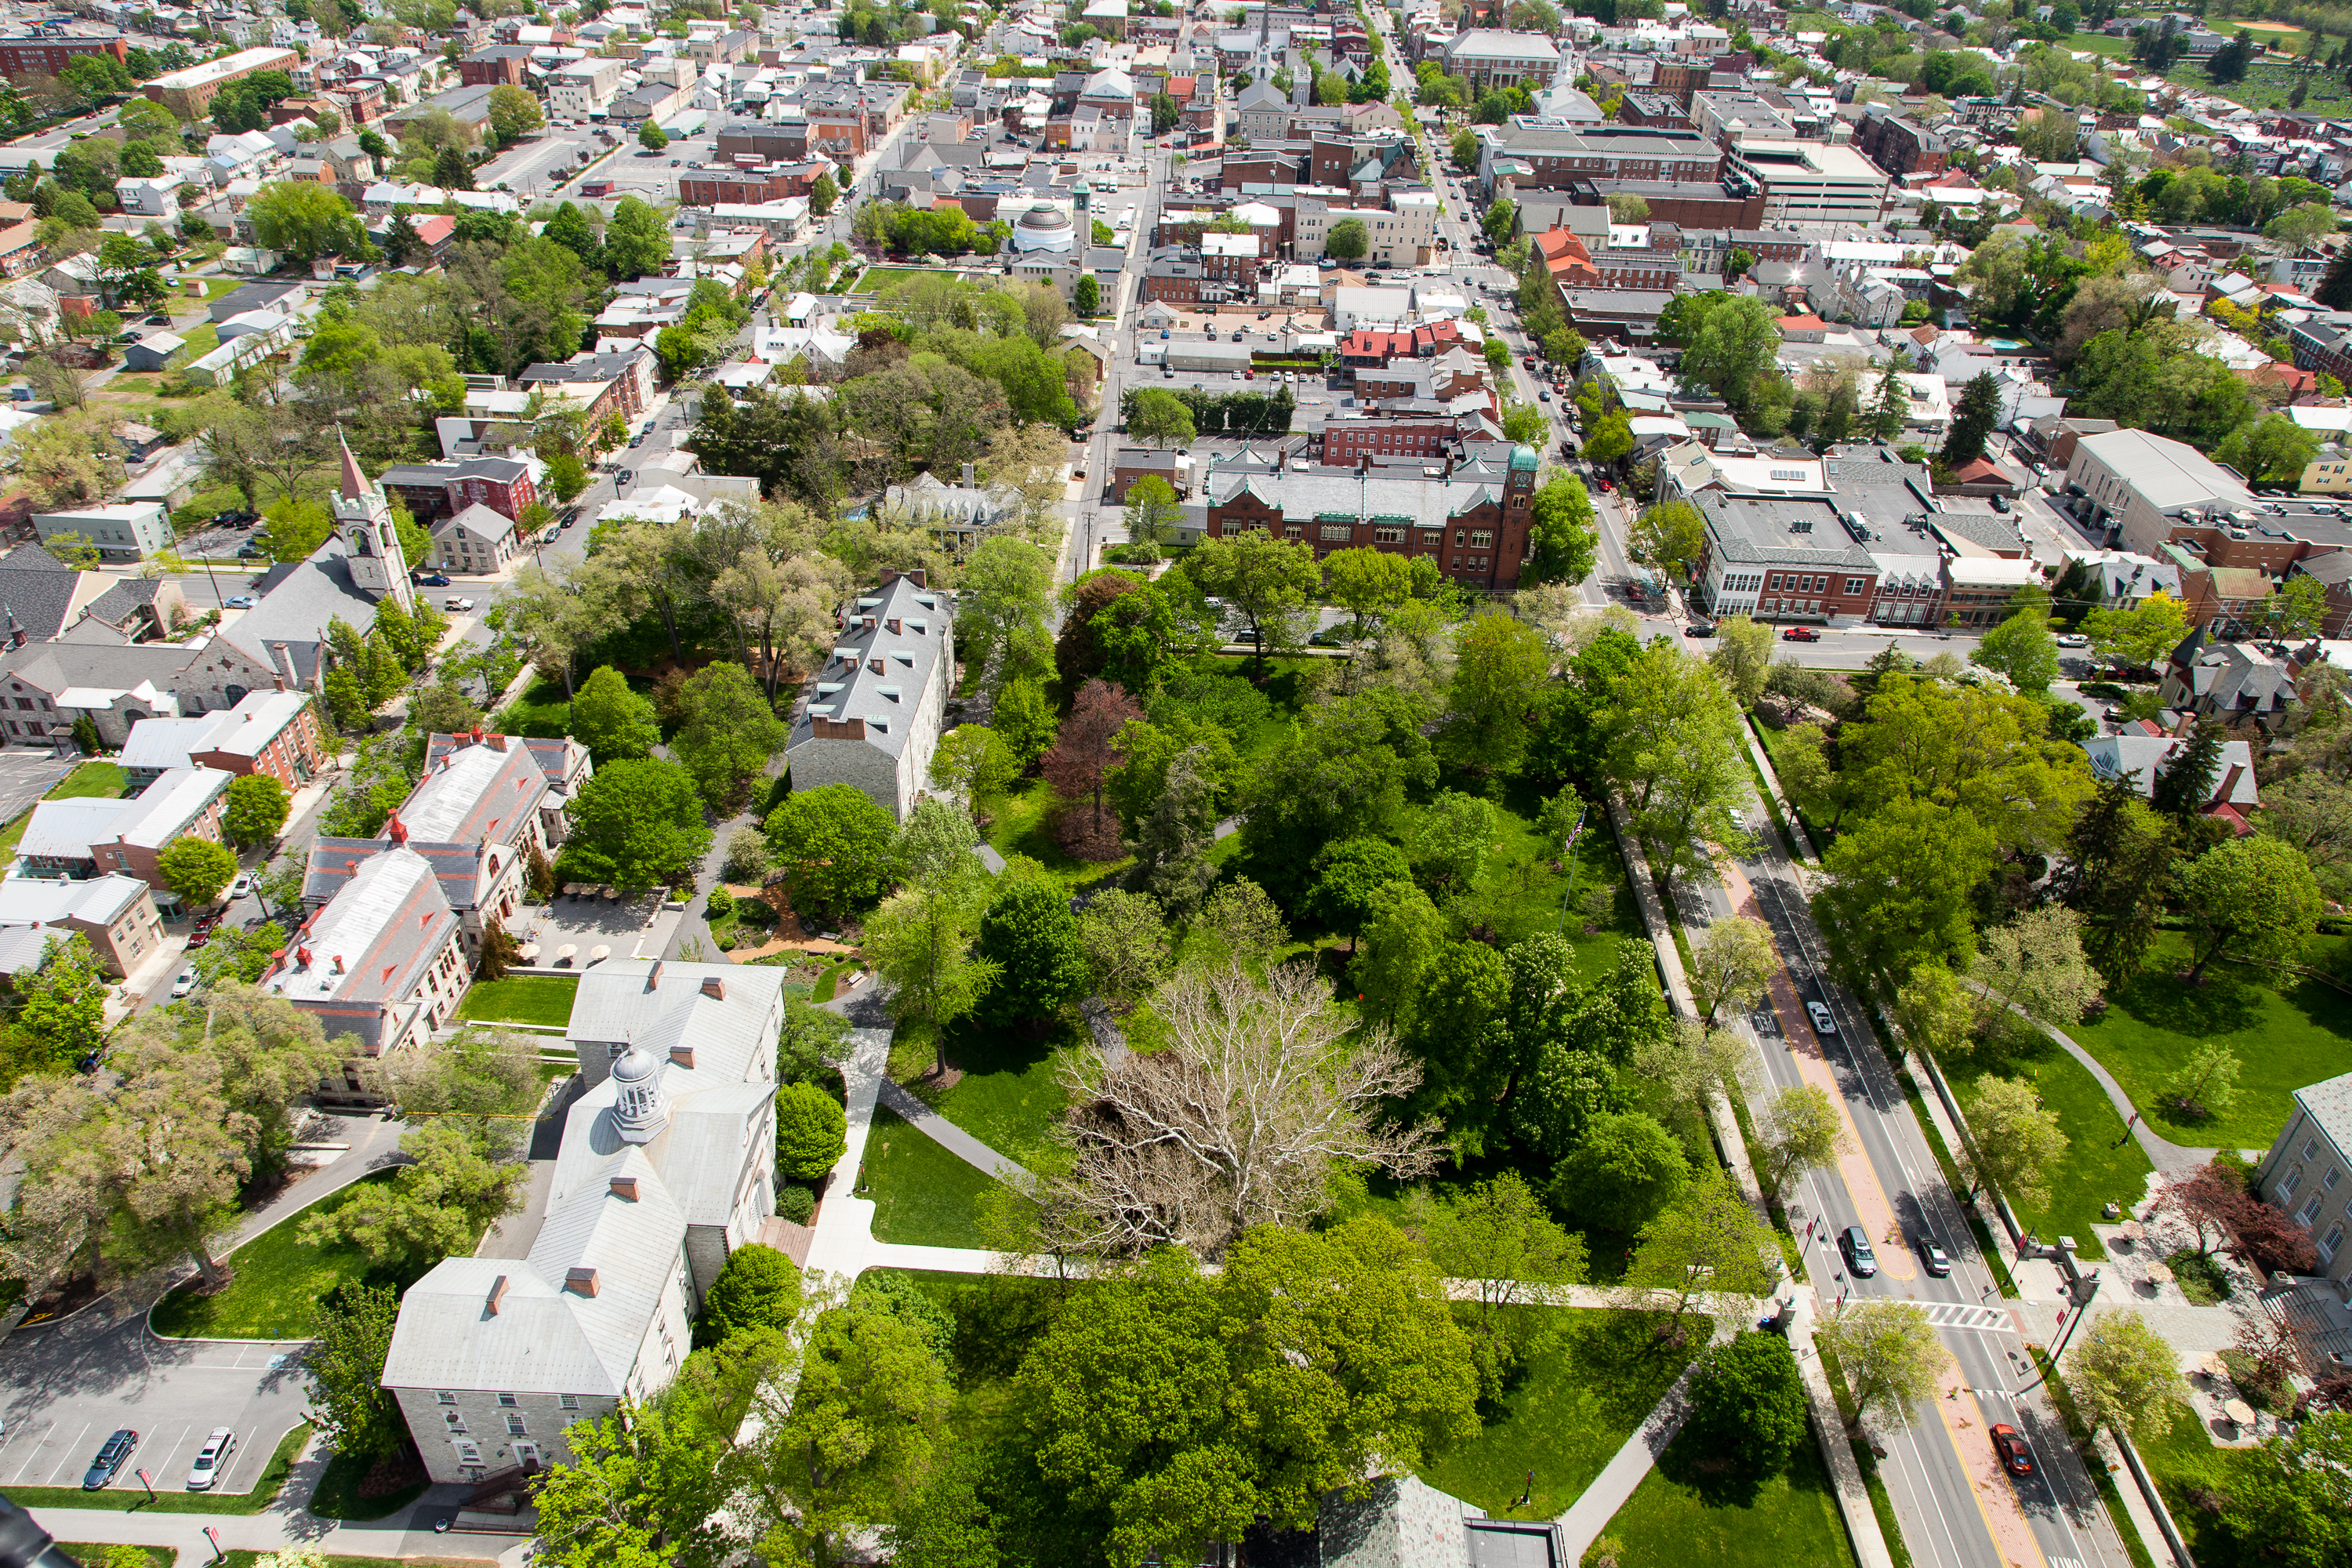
[83,1428,138,1490]
[1839,1225,1878,1279]
[1682,622,1716,638]
[413,572,452,587]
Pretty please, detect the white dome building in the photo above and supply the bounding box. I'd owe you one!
[1011,201,1077,254]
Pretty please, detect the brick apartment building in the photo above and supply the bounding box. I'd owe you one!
[0,33,127,78]
[1565,177,1765,230]
[143,45,302,118]
[1481,122,1726,190]
[1852,107,1949,178]
[678,163,828,206]
[1617,91,1693,130]
[456,45,533,87]
[379,457,538,524]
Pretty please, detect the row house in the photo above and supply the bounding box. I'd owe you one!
[678,163,829,206]
[117,689,327,791]
[1313,394,1501,465]
[517,347,659,429]
[17,767,230,907]
[457,45,535,87]
[1200,444,1541,590]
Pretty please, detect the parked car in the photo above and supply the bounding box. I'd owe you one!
[1231,328,1246,341]
[170,968,196,999]
[83,1429,138,1490]
[445,597,477,612]
[185,1428,237,1490]
[1918,1236,1951,1277]
[1990,495,2010,512]
[1781,626,1820,642]
[1838,1225,1877,1279]
[223,594,255,609]
[415,572,451,587]
[543,524,561,543]
[1682,622,1716,638]
[2054,633,2089,648]
[619,471,635,486]
[228,873,253,900]
[1990,1424,2034,1476]
[1807,1000,1837,1036]
[627,434,644,447]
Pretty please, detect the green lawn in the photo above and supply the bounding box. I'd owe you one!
[2132,1397,2266,1567]
[220,1556,485,1568]
[983,777,1127,891]
[151,1175,413,1339]
[913,1011,1078,1159]
[60,1548,173,1567]
[1417,1308,1708,1520]
[456,974,580,1027]
[865,1104,1002,1247]
[2161,54,2347,114]
[2067,932,2352,1152]
[1955,1032,2154,1261]
[0,759,131,860]
[309,1446,428,1521]
[172,322,219,360]
[1605,1418,1858,1568]
[0,1424,310,1515]
[201,277,245,301]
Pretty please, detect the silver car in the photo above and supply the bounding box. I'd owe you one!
[185,1426,235,1490]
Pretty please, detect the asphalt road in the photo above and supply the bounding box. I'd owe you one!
[1703,828,2132,1568]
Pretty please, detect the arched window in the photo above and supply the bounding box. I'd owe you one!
[355,527,374,557]
[224,684,247,704]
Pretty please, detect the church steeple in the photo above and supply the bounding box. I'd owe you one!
[332,435,414,613]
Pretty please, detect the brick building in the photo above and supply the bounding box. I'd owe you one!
[143,46,302,118]
[1479,122,1725,192]
[1853,107,1949,178]
[1616,91,1692,130]
[456,45,533,87]
[0,34,128,78]
[379,457,538,525]
[1200,444,1540,590]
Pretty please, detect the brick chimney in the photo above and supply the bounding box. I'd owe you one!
[700,975,725,1000]
[670,1044,695,1068]
[564,1266,600,1297]
[485,1274,507,1315]
[608,1174,639,1200]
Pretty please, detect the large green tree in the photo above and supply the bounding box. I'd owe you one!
[569,664,662,760]
[766,783,899,920]
[672,661,786,811]
[1181,532,1319,681]
[559,759,713,894]
[975,874,1091,1027]
[1815,798,1998,998]
[2181,836,2322,983]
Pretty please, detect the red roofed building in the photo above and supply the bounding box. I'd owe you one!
[408,213,457,263]
[1338,319,1467,372]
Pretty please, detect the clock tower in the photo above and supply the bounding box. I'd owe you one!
[334,437,415,615]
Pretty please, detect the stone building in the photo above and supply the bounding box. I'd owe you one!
[784,570,955,821]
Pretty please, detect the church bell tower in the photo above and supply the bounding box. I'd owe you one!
[334,437,416,614]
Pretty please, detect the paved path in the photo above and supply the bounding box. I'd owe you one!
[1555,1317,1738,1559]
[2032,1018,2215,1177]
[875,1080,1035,1183]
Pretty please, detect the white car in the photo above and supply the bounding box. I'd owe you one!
[445,596,477,612]
[185,1427,236,1490]
[1806,1001,1838,1036]
[169,968,197,998]
[228,873,254,901]
[2054,633,2089,648]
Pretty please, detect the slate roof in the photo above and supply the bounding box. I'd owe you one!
[1202,462,1516,530]
[79,576,165,630]
[0,544,87,641]
[261,846,457,1052]
[397,735,549,846]
[788,574,951,762]
[2291,1072,2352,1165]
[218,537,383,688]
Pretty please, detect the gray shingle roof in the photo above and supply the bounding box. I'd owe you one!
[788,574,951,761]
[0,544,86,641]
[219,538,383,686]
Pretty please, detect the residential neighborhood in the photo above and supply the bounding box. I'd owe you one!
[0,0,2350,1566]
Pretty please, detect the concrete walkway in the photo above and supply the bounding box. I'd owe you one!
[875,1080,1035,1183]
[2034,1017,2216,1177]
[1555,1317,1738,1559]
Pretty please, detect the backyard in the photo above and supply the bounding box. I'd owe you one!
[2067,932,2352,1152]
[1416,1307,1705,1519]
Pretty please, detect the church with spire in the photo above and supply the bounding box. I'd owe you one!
[210,436,421,692]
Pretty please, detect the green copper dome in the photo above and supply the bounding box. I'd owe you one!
[1509,444,1539,472]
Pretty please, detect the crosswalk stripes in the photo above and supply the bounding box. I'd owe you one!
[1922,1301,2014,1332]
[2047,1555,2083,1568]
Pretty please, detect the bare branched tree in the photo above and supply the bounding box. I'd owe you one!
[1049,960,1441,1258]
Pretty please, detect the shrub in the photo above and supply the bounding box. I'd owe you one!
[723,823,771,882]
[695,1241,800,1347]
[775,1080,848,1181]
[776,1183,816,1224]
[706,885,735,920]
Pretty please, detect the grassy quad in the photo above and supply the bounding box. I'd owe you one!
[2161,54,2347,113]
[863,1104,1005,1248]
[1602,1420,1857,1568]
[1956,1029,2154,1261]
[2132,1398,2268,1567]
[2066,932,2352,1153]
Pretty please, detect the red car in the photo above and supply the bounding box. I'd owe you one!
[1991,1424,2034,1477]
[1781,626,1820,642]
[1596,477,1613,492]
